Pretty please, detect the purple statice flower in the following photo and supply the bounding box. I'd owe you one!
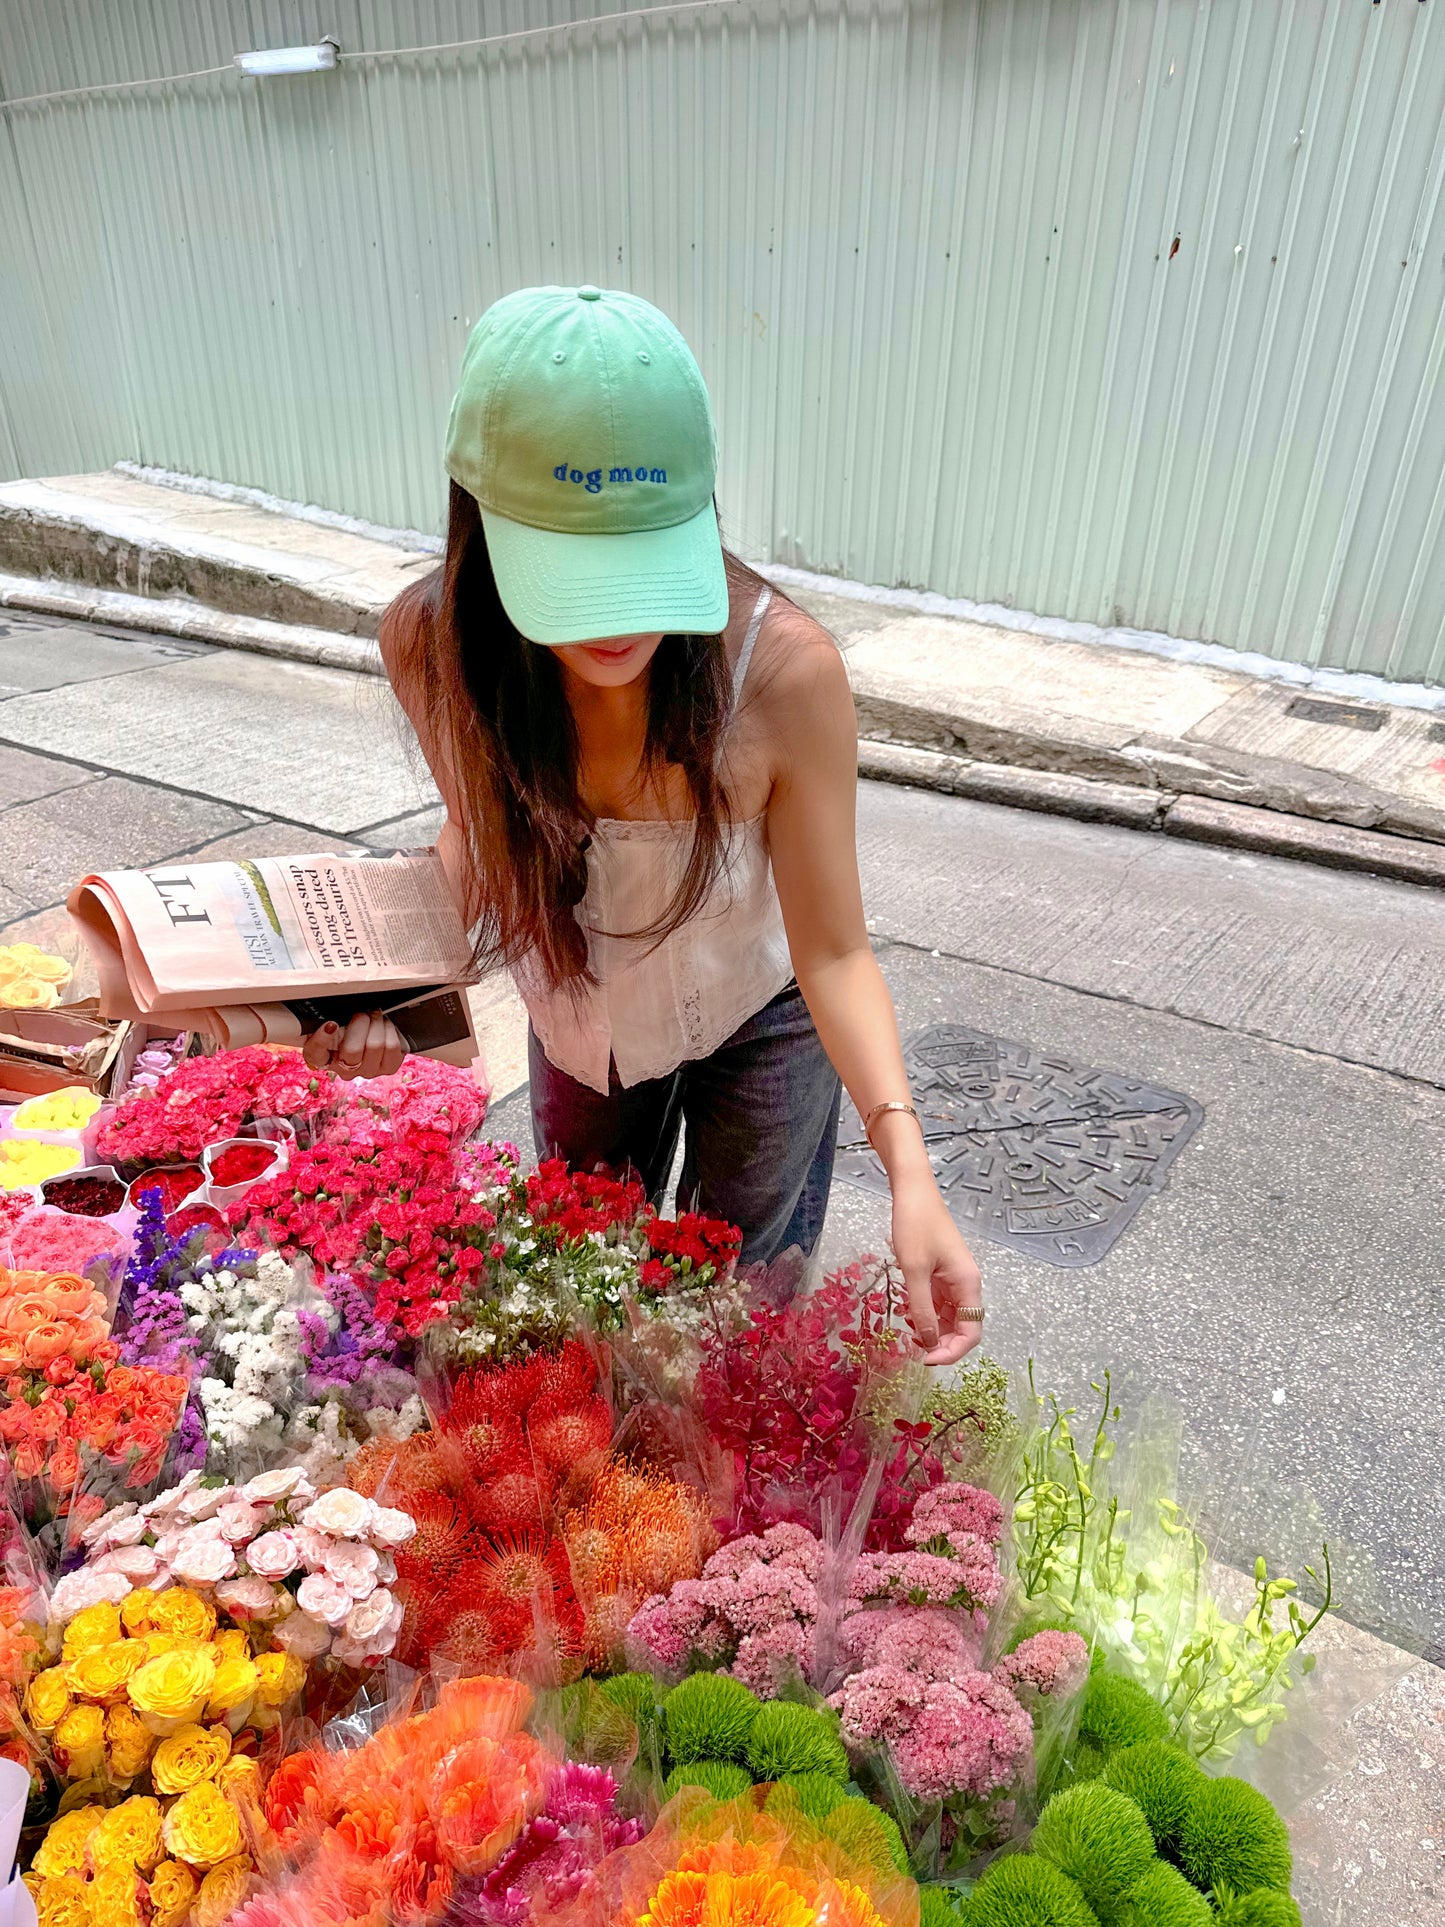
[300,1271,393,1393]
[114,1187,257,1373]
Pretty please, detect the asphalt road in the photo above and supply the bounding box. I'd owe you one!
[3,609,1443,1657]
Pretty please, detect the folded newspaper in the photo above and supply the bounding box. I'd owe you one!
[68,851,481,1067]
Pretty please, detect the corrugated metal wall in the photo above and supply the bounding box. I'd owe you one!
[2,0,1443,680]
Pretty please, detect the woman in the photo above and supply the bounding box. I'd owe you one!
[310,284,983,1364]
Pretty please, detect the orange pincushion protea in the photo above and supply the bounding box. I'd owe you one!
[562,1461,718,1669]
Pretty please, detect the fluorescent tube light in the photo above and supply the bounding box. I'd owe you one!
[234,39,339,77]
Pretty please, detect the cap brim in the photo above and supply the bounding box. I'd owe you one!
[479,499,729,645]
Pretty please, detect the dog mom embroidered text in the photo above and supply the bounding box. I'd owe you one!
[554,461,669,494]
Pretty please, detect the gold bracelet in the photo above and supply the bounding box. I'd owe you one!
[863,1100,921,1145]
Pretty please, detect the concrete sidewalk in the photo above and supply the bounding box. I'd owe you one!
[6,469,1445,885]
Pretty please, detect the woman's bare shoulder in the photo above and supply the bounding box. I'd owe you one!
[753,588,851,711]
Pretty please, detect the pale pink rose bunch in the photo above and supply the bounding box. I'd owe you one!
[67,1466,416,1665]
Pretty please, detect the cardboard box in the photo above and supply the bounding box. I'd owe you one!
[0,1000,147,1104]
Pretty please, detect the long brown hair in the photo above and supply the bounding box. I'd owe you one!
[386,482,741,985]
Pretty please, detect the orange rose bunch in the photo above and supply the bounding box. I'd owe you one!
[0,1269,116,1382]
[234,1675,553,1927]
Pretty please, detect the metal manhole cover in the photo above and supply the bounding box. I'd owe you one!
[836,1025,1203,1267]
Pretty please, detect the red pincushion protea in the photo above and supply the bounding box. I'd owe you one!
[466,1449,551,1534]
[531,1340,602,1405]
[417,1588,532,1674]
[449,1407,525,1481]
[527,1393,613,1477]
[472,1531,575,1616]
[393,1490,470,1588]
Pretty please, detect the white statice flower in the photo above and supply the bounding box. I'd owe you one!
[360,1395,427,1444]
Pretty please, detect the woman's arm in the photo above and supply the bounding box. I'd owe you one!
[303,597,468,1082]
[763,614,984,1364]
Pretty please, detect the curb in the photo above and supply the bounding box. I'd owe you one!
[8,569,1445,890]
[858,740,1445,889]
[0,497,389,637]
[0,573,383,675]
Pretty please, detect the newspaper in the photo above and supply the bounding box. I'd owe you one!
[68,851,481,1064]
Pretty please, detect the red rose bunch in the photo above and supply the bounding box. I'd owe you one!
[96,1045,337,1168]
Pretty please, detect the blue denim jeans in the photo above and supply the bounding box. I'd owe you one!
[528,983,842,1264]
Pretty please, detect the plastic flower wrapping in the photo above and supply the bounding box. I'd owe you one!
[0,1043,1386,1927]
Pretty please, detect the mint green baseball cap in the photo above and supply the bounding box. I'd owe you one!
[444,284,729,645]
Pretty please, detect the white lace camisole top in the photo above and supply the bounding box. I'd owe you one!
[512,585,795,1094]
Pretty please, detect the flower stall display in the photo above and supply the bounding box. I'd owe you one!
[0,1045,1336,1927]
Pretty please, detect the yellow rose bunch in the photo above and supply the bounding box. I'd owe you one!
[36,1583,311,1793]
[26,1580,311,1922]
[0,942,72,1011]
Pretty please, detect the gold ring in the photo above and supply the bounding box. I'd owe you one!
[958,1307,986,1322]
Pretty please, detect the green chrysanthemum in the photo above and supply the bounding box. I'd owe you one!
[598,1671,659,1726]
[919,1886,967,1926]
[1213,1891,1303,1927]
[745,1701,850,1784]
[1030,1783,1156,1925]
[958,1853,1102,1927]
[662,1672,762,1765]
[822,1796,911,1877]
[556,1680,640,1764]
[1077,1673,1169,1756]
[1177,1777,1293,1897]
[765,1772,849,1824]
[1101,1742,1204,1856]
[663,1759,754,1802]
[1116,1861,1212,1927]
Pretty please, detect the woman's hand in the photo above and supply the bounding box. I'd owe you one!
[302,1013,407,1080]
[891,1171,984,1365]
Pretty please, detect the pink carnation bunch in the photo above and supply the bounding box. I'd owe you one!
[97,1045,338,1168]
[345,1055,489,1154]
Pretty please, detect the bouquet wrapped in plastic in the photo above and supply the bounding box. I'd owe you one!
[234,1673,572,1927]
[349,1339,716,1681]
[532,1785,922,1927]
